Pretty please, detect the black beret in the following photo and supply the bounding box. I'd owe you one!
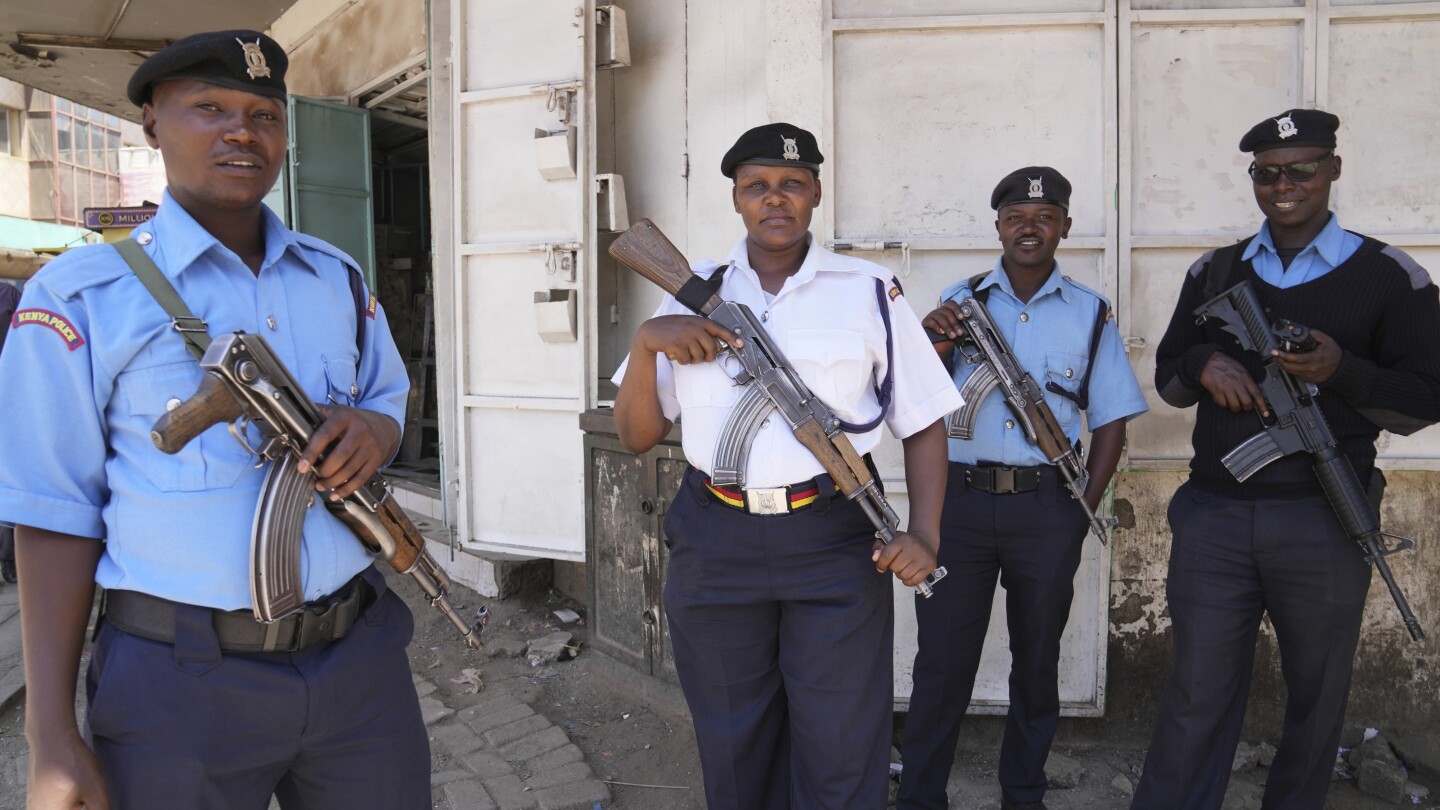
[991,166,1072,211]
[1239,109,1339,154]
[721,123,824,179]
[128,30,288,107]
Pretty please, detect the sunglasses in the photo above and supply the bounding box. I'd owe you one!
[1248,153,1334,186]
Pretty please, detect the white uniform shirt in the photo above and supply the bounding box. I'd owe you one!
[614,235,962,488]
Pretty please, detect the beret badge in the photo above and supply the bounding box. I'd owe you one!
[238,37,271,80]
[1275,114,1297,140]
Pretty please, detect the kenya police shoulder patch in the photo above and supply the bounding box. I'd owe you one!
[13,308,85,351]
[888,284,903,302]
[366,294,378,319]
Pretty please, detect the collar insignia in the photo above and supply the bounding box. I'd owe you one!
[238,38,272,80]
[781,136,800,161]
[1275,114,1298,140]
[1028,177,1044,199]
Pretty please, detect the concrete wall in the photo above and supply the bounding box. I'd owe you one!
[271,0,426,99]
[1104,469,1440,752]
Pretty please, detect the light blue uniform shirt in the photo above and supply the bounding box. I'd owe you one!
[1242,212,1363,289]
[0,191,408,610]
[940,260,1148,466]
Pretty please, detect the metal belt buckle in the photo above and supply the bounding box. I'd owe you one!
[745,487,789,515]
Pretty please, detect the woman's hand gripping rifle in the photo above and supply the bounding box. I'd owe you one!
[150,331,481,649]
[609,219,946,597]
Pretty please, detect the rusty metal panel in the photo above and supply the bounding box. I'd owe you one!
[655,454,689,684]
[587,438,652,666]
[1128,22,1303,238]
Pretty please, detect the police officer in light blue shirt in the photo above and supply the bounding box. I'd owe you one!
[0,30,430,810]
[1243,210,1363,289]
[898,167,1148,810]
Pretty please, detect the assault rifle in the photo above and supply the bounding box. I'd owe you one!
[151,331,481,648]
[1195,280,1424,641]
[609,219,946,597]
[934,297,1116,545]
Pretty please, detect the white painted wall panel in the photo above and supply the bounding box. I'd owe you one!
[463,0,585,92]
[462,255,584,399]
[1327,19,1440,235]
[834,0,1103,16]
[1131,0,1298,8]
[685,1,769,263]
[465,409,585,560]
[832,27,1108,240]
[1129,22,1303,238]
[461,99,583,244]
[1126,248,1201,463]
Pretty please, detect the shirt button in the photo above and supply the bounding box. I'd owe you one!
[350,384,359,397]
[1019,313,1030,323]
[761,311,769,322]
[165,398,182,412]
[1065,368,1074,378]
[1005,419,1015,429]
[136,232,153,245]
[267,315,277,330]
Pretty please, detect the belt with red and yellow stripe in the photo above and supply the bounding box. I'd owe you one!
[701,474,823,515]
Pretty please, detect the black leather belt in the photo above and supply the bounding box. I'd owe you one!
[103,575,373,653]
[961,464,1050,494]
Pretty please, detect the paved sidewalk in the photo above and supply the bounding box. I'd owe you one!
[0,575,612,810]
[417,673,612,810]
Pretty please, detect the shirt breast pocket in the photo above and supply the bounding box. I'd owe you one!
[786,328,869,408]
[322,352,360,406]
[1043,351,1089,428]
[121,362,251,491]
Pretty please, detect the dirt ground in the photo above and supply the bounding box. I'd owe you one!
[1,570,1436,809]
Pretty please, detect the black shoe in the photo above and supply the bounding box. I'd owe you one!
[1,558,15,584]
[1001,801,1048,810]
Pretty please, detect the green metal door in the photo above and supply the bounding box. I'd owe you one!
[287,96,375,288]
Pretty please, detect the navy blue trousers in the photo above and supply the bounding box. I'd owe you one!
[85,567,431,810]
[898,464,1088,809]
[1131,482,1372,810]
[662,468,895,810]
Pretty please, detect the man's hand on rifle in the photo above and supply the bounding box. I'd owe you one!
[634,314,742,365]
[921,300,968,352]
[1272,328,1340,384]
[298,405,401,501]
[873,530,939,588]
[1200,352,1268,416]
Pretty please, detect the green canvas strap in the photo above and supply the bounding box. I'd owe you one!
[113,238,211,361]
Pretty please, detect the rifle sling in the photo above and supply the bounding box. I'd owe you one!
[114,236,370,364]
[114,238,211,361]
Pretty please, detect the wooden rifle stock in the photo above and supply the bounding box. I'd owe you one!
[609,219,724,316]
[151,372,246,454]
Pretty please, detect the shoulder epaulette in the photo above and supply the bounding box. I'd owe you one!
[30,242,138,300]
[291,231,364,274]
